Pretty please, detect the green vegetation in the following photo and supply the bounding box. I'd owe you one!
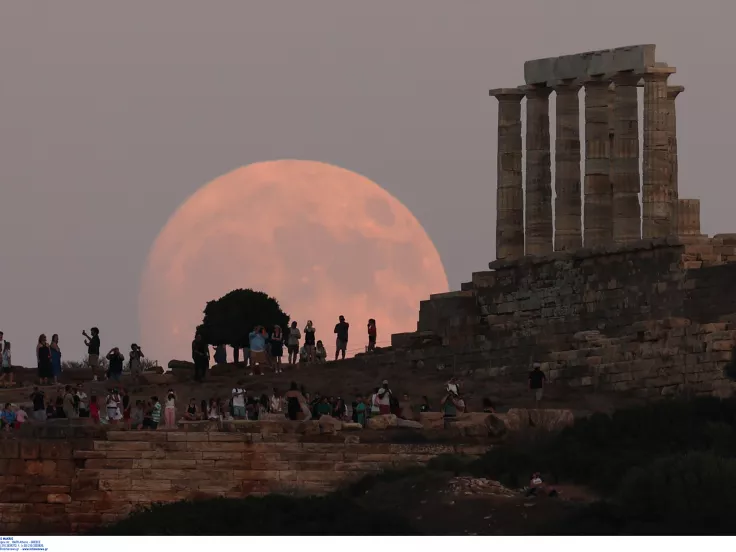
[196,289,290,348]
[92,494,416,536]
[96,397,736,535]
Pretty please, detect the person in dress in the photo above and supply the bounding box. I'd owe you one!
[303,321,316,363]
[270,326,284,373]
[36,334,52,386]
[89,395,100,423]
[50,334,62,384]
[164,391,177,428]
[0,341,13,388]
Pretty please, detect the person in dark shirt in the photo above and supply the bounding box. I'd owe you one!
[529,363,546,405]
[334,315,350,361]
[83,327,101,381]
[367,319,377,352]
[106,348,125,382]
[191,333,210,382]
[30,387,46,421]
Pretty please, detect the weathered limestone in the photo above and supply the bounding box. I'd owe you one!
[554,82,582,251]
[642,67,677,238]
[668,85,684,232]
[584,78,613,246]
[677,199,701,236]
[490,88,525,260]
[524,85,554,255]
[524,44,656,86]
[611,72,642,243]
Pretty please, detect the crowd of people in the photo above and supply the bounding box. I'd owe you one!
[192,316,377,381]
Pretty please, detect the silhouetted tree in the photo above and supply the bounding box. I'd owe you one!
[196,289,289,348]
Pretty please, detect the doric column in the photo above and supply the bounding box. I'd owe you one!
[611,72,642,243]
[642,66,676,238]
[677,199,701,236]
[668,85,684,233]
[553,81,582,251]
[490,88,525,261]
[583,77,613,247]
[524,85,553,256]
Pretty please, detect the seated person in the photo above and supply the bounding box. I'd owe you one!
[314,341,327,363]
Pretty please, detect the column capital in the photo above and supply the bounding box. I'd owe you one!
[489,87,525,101]
[552,79,582,93]
[611,70,641,87]
[668,85,685,99]
[641,66,676,82]
[520,84,552,98]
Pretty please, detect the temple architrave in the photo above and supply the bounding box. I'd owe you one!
[490,45,697,260]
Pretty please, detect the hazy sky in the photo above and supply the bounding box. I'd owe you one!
[1,0,735,365]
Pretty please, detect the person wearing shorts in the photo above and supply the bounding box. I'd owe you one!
[83,327,101,381]
[334,315,349,361]
[286,322,301,365]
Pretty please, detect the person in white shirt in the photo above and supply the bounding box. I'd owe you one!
[232,384,247,419]
[269,388,283,414]
[287,322,301,365]
[377,380,392,415]
[76,384,89,417]
[164,391,176,428]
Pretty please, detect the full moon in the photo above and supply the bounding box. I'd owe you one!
[139,160,449,364]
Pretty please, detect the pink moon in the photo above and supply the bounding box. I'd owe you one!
[138,160,449,364]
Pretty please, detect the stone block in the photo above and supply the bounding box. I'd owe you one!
[419,412,444,430]
[46,494,72,504]
[93,441,152,451]
[107,431,167,442]
[366,414,398,430]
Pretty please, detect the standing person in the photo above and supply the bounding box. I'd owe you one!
[529,363,546,406]
[129,344,144,384]
[285,381,306,421]
[191,333,209,382]
[367,319,377,352]
[36,334,52,386]
[286,322,301,366]
[270,326,284,373]
[248,326,270,376]
[303,321,316,363]
[164,390,176,428]
[231,384,247,419]
[82,327,101,381]
[50,334,62,384]
[106,348,125,382]
[76,384,89,418]
[62,385,77,419]
[0,342,13,388]
[376,380,392,415]
[30,386,46,421]
[334,315,349,361]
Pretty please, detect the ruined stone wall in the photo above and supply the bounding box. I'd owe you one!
[398,237,736,399]
[0,425,488,535]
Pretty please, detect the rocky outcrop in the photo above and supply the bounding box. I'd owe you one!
[366,414,398,430]
[419,412,445,429]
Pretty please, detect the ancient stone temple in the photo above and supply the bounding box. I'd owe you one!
[489,44,692,259]
[392,45,736,401]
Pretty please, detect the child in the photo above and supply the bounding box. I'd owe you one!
[130,400,144,430]
[354,395,367,427]
[150,396,162,429]
[164,390,176,428]
[1,403,15,431]
[89,395,100,423]
[14,406,27,429]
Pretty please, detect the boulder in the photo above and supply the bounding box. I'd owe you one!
[366,414,398,430]
[318,415,343,434]
[528,409,574,431]
[297,420,321,435]
[448,413,504,437]
[167,359,194,370]
[396,418,423,430]
[498,408,530,431]
[342,422,363,431]
[419,411,444,430]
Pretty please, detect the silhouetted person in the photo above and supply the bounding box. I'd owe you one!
[192,333,209,382]
[106,347,125,382]
[529,363,546,405]
[36,334,52,386]
[83,327,101,381]
[367,318,377,352]
[334,315,349,360]
[286,322,301,366]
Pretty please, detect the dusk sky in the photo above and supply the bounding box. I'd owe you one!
[1,0,735,365]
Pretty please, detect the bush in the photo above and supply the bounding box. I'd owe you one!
[92,495,416,535]
[467,397,736,491]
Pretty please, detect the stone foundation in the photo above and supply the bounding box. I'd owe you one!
[0,424,489,535]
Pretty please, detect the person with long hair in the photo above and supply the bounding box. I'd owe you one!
[303,320,316,363]
[50,334,62,384]
[270,325,284,373]
[36,334,52,386]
